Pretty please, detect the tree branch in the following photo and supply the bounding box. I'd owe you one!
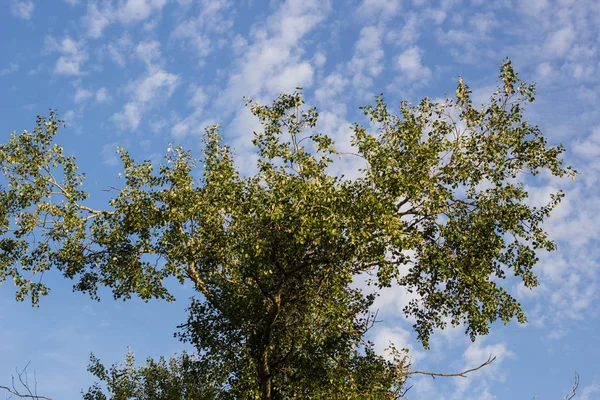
[564,372,579,400]
[1,363,53,400]
[406,354,496,379]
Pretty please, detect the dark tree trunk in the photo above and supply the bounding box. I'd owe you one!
[258,296,281,400]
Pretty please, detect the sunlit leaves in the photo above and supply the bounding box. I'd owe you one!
[0,61,575,397]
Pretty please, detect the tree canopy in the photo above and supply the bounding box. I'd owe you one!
[0,60,575,399]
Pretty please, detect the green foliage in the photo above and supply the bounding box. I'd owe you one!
[0,60,575,399]
[83,351,219,400]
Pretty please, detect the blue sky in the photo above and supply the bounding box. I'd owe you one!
[0,0,599,398]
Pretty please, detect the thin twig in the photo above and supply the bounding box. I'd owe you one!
[406,354,496,379]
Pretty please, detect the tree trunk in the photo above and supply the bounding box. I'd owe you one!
[258,296,281,400]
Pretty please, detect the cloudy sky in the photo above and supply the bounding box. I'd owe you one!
[0,0,599,399]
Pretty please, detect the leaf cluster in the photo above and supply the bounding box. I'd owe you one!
[0,60,575,399]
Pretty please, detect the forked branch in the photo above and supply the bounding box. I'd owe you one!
[0,363,53,400]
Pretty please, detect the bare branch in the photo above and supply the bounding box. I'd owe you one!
[406,354,496,379]
[0,363,53,400]
[565,372,579,400]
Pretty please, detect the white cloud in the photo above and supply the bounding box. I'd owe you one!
[10,0,35,20]
[83,2,112,38]
[469,12,495,35]
[544,26,575,56]
[372,325,423,363]
[170,1,235,64]
[0,63,19,76]
[220,0,331,105]
[573,127,600,159]
[62,109,85,134]
[348,25,385,89]
[201,0,332,169]
[423,7,447,24]
[453,341,513,398]
[520,0,549,16]
[387,14,420,45]
[113,102,143,130]
[536,62,553,79]
[171,120,192,139]
[104,34,134,67]
[128,69,179,103]
[580,382,600,400]
[357,0,401,20]
[318,112,367,179]
[81,0,168,39]
[230,34,247,55]
[265,62,314,93]
[46,36,88,76]
[74,87,111,104]
[172,23,212,62]
[312,51,326,67]
[314,73,349,112]
[117,0,167,23]
[188,86,206,109]
[134,40,162,66]
[101,142,121,166]
[168,85,209,139]
[63,109,81,123]
[74,88,94,103]
[95,87,111,103]
[435,12,496,64]
[113,69,180,131]
[396,46,432,82]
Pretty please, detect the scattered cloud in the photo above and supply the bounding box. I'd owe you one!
[46,36,88,76]
[314,73,349,113]
[74,88,94,103]
[74,87,112,104]
[113,102,143,131]
[0,63,19,76]
[372,325,423,363]
[128,69,179,104]
[103,33,134,67]
[83,2,113,38]
[101,142,121,166]
[535,62,553,79]
[348,25,385,90]
[81,0,168,39]
[117,0,167,23]
[357,0,401,20]
[134,40,162,66]
[266,62,314,93]
[453,341,513,398]
[171,0,233,64]
[386,14,420,45]
[573,126,600,159]
[113,68,180,131]
[544,26,575,57]
[312,51,326,67]
[580,382,600,400]
[95,87,111,103]
[10,0,35,20]
[396,46,432,82]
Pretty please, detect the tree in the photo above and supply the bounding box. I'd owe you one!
[0,60,575,399]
